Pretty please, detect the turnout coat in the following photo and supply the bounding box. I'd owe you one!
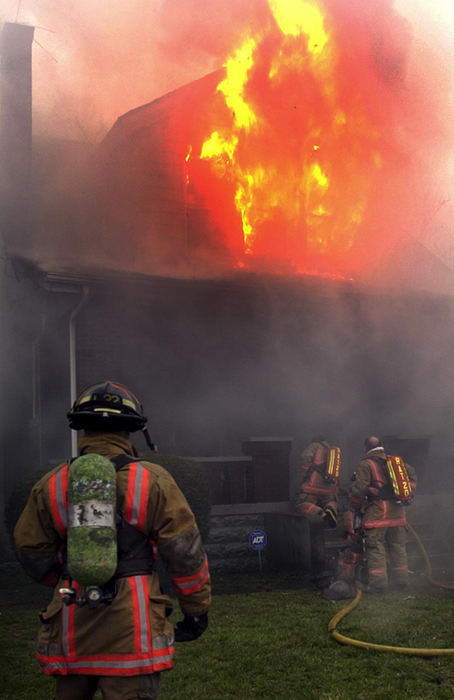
[295,440,339,523]
[349,447,417,528]
[13,433,211,677]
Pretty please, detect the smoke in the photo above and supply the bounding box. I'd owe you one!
[1,0,453,284]
[3,3,454,595]
[2,1,454,461]
[0,1,451,139]
[2,0,453,298]
[0,0,268,139]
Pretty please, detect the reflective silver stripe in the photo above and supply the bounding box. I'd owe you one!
[61,604,71,657]
[135,576,150,653]
[177,575,206,592]
[42,654,174,670]
[174,563,209,593]
[152,634,173,651]
[56,469,68,530]
[131,464,144,526]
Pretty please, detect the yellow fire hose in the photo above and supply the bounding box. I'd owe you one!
[327,523,454,656]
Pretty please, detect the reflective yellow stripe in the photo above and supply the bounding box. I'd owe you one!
[326,447,341,478]
[386,457,412,499]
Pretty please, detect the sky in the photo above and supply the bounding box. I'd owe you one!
[1,0,454,263]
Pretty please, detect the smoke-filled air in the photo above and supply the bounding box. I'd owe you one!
[1,0,454,287]
[3,4,454,614]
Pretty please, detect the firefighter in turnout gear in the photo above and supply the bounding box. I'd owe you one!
[14,381,211,700]
[295,437,342,588]
[324,503,366,601]
[347,435,417,593]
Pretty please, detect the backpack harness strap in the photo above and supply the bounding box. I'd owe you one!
[311,445,342,483]
[111,454,155,578]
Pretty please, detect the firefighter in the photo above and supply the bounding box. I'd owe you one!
[324,501,365,600]
[295,436,341,588]
[13,381,211,700]
[347,435,417,593]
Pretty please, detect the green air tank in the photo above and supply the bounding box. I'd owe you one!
[67,453,117,585]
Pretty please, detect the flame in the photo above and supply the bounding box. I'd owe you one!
[184,0,406,276]
[218,38,258,131]
[268,0,328,53]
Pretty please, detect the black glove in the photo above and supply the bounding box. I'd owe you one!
[377,484,394,500]
[323,505,337,529]
[174,612,208,642]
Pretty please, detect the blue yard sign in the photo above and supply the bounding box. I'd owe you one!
[249,529,267,550]
[249,529,267,571]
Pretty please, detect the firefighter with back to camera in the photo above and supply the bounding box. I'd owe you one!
[13,381,211,700]
[331,435,417,597]
[295,436,342,588]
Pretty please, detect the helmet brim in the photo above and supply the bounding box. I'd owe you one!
[67,409,146,433]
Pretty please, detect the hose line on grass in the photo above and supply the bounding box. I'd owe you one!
[328,523,454,656]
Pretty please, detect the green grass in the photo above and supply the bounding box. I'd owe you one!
[2,566,454,699]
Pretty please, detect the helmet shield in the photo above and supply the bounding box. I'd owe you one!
[67,381,147,433]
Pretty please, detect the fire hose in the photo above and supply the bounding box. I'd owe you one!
[327,522,454,656]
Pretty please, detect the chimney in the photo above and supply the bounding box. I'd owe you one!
[0,22,35,242]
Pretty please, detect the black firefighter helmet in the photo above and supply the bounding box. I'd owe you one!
[67,381,147,433]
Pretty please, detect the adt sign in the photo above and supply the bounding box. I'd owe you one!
[249,529,267,551]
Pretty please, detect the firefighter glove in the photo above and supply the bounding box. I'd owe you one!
[377,484,394,500]
[174,612,208,642]
[323,505,337,529]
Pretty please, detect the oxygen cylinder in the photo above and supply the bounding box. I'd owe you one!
[67,454,117,585]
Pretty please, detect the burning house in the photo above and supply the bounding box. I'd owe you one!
[1,2,454,569]
[58,0,451,285]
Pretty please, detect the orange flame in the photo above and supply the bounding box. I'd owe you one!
[185,0,402,276]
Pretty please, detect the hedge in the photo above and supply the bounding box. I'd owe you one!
[5,453,211,544]
[150,453,211,542]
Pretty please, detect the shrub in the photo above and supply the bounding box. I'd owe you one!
[5,454,211,543]
[5,467,49,540]
[149,453,211,542]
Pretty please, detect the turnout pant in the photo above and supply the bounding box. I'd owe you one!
[365,525,408,591]
[297,493,337,584]
[54,673,161,700]
[336,545,362,583]
[309,521,330,582]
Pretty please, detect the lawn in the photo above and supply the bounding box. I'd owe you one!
[2,565,454,699]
